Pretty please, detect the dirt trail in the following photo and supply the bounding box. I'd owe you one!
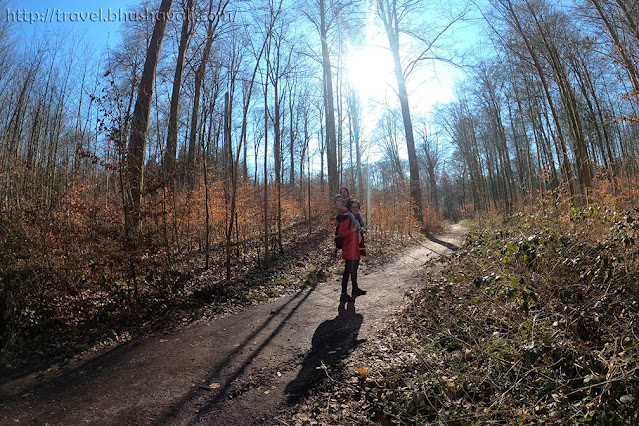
[0,225,466,425]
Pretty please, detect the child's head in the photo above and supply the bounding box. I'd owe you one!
[339,187,350,197]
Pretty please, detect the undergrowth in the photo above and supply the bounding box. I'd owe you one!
[289,204,639,425]
[0,175,437,377]
[0,212,423,379]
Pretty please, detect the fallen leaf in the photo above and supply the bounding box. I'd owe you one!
[620,395,635,404]
[209,383,221,389]
[357,366,369,378]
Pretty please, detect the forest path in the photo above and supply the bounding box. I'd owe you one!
[0,224,466,426]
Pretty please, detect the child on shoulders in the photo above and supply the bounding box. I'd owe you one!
[334,186,368,231]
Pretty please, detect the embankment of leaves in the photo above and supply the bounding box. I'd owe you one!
[287,208,639,425]
[0,218,420,382]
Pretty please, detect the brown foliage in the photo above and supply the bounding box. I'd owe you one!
[1,171,441,372]
[284,176,639,425]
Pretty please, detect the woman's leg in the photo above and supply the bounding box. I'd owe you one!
[341,260,354,294]
[350,259,359,289]
[351,260,367,295]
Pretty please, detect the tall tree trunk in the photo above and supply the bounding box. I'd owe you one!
[289,85,296,186]
[164,0,193,192]
[271,48,283,253]
[126,0,173,234]
[317,105,326,190]
[421,131,439,209]
[500,0,575,198]
[350,90,364,199]
[187,0,229,187]
[579,52,617,174]
[591,0,639,96]
[510,72,536,200]
[378,0,424,226]
[263,64,270,269]
[224,93,233,279]
[336,32,344,187]
[300,108,309,183]
[319,0,338,199]
[521,0,592,193]
[228,3,280,275]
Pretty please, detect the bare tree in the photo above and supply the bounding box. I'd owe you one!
[377,108,405,182]
[416,122,440,209]
[376,0,467,226]
[347,87,364,199]
[163,0,194,193]
[186,0,230,187]
[492,0,576,198]
[126,0,173,234]
[303,0,340,200]
[589,0,639,96]
[225,0,281,277]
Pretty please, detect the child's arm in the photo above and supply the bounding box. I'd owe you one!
[356,212,369,230]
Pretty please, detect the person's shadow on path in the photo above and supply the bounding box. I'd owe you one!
[285,298,364,404]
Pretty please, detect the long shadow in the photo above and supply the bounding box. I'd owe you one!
[0,341,141,404]
[1,227,331,388]
[240,228,331,287]
[422,230,460,251]
[0,286,310,408]
[1,226,332,387]
[285,299,364,405]
[156,285,316,425]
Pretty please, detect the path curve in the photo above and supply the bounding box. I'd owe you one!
[0,225,466,425]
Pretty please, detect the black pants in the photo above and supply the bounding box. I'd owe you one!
[341,259,359,293]
[335,214,345,235]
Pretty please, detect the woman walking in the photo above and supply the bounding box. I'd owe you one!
[338,200,367,301]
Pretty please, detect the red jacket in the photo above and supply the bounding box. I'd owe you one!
[338,217,364,260]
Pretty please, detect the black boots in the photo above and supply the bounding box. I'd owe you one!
[352,287,367,297]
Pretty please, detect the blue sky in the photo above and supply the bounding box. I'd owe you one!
[6,0,136,53]
[4,0,484,167]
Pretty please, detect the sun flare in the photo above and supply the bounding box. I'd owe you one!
[345,39,395,103]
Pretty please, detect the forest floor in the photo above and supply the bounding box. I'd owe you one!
[0,224,466,425]
[278,208,639,425]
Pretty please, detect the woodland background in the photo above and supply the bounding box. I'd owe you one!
[1,0,639,394]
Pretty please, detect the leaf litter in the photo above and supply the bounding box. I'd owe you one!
[275,210,639,425]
